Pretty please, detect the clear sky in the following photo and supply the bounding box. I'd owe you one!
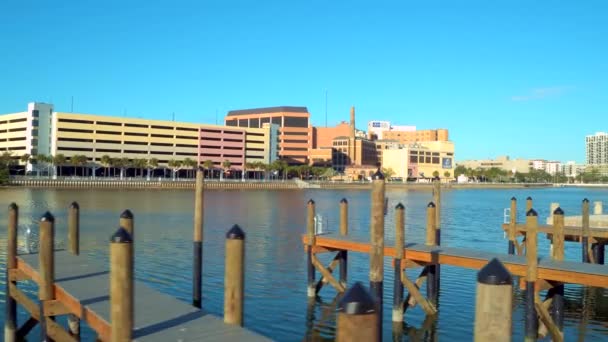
[1,1,606,163]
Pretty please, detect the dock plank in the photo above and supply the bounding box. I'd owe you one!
[303,233,608,288]
[17,251,270,342]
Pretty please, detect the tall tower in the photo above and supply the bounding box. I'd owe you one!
[349,106,356,165]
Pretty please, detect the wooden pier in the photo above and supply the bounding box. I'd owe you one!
[301,173,607,341]
[4,169,270,342]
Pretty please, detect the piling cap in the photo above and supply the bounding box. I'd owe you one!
[511,197,516,201]
[477,258,512,285]
[40,211,55,223]
[372,168,385,180]
[226,224,245,240]
[526,208,537,217]
[553,207,564,215]
[70,201,79,209]
[120,209,134,219]
[395,203,405,210]
[583,198,589,203]
[337,282,376,315]
[427,202,436,208]
[307,199,315,205]
[526,196,532,201]
[8,202,18,210]
[340,198,348,204]
[110,227,133,243]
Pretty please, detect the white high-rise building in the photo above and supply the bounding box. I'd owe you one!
[586,132,608,165]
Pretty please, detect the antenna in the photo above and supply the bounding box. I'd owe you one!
[71,96,74,112]
[325,90,328,128]
[172,112,175,121]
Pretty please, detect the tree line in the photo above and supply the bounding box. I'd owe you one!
[454,165,608,183]
[0,152,337,181]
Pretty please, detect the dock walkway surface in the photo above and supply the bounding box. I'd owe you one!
[15,250,270,342]
[303,232,608,288]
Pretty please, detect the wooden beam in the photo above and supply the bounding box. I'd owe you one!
[46,316,78,342]
[311,254,345,293]
[9,283,39,319]
[406,268,428,307]
[43,300,72,316]
[8,268,30,282]
[401,270,436,316]
[16,317,38,338]
[315,253,342,294]
[535,296,563,342]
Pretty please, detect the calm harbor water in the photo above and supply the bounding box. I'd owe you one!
[1,186,608,341]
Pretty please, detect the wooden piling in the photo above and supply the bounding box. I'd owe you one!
[339,198,348,287]
[39,212,55,341]
[68,202,80,255]
[582,199,590,263]
[110,227,134,342]
[4,203,18,342]
[193,168,204,308]
[474,258,513,342]
[526,196,533,213]
[525,208,539,342]
[336,282,378,342]
[433,178,442,293]
[224,225,245,326]
[67,203,81,340]
[369,169,385,342]
[307,199,316,297]
[393,203,405,323]
[552,207,565,337]
[508,197,516,255]
[426,202,438,303]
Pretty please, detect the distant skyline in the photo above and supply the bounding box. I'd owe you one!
[1,1,606,163]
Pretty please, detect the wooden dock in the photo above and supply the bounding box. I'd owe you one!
[500,223,608,243]
[10,251,268,341]
[4,169,271,342]
[302,233,608,288]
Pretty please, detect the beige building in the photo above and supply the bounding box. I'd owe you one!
[382,128,449,144]
[456,156,533,175]
[382,141,455,179]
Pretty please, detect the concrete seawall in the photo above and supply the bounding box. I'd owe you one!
[7,179,554,191]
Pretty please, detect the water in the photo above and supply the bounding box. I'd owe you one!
[1,187,608,341]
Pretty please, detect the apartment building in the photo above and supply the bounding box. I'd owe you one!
[0,103,53,170]
[382,128,449,144]
[456,156,532,174]
[586,132,608,165]
[225,106,311,164]
[382,141,455,179]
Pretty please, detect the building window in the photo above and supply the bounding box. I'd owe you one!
[58,127,93,133]
[97,121,122,126]
[124,132,148,137]
[151,125,174,130]
[124,123,148,128]
[238,119,248,127]
[271,117,282,126]
[58,118,93,124]
[97,130,121,135]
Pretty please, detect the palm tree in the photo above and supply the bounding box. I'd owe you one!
[118,157,130,179]
[444,171,451,179]
[203,160,214,179]
[168,159,182,180]
[222,160,231,178]
[100,155,112,178]
[19,154,30,175]
[183,158,196,178]
[244,162,255,180]
[53,154,67,177]
[71,155,88,176]
[147,158,158,179]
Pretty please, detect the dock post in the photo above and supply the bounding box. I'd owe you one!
[4,204,18,342]
[39,212,55,341]
[68,203,81,342]
[433,177,441,293]
[110,227,134,342]
[508,197,516,255]
[307,199,316,297]
[339,198,348,287]
[594,201,603,215]
[582,199,590,263]
[474,258,513,342]
[337,282,378,342]
[369,168,385,342]
[120,209,134,240]
[68,202,80,255]
[552,207,565,337]
[426,202,437,304]
[193,168,204,308]
[224,225,245,326]
[524,208,539,342]
[393,203,405,322]
[526,196,533,213]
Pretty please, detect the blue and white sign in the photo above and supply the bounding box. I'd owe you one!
[372,122,381,128]
[442,158,452,169]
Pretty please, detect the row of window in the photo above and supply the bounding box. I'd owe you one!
[0,127,27,133]
[58,118,202,132]
[0,118,28,124]
[226,116,309,128]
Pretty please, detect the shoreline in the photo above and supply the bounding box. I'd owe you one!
[2,178,565,190]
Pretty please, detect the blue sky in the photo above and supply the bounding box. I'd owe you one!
[1,1,606,163]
